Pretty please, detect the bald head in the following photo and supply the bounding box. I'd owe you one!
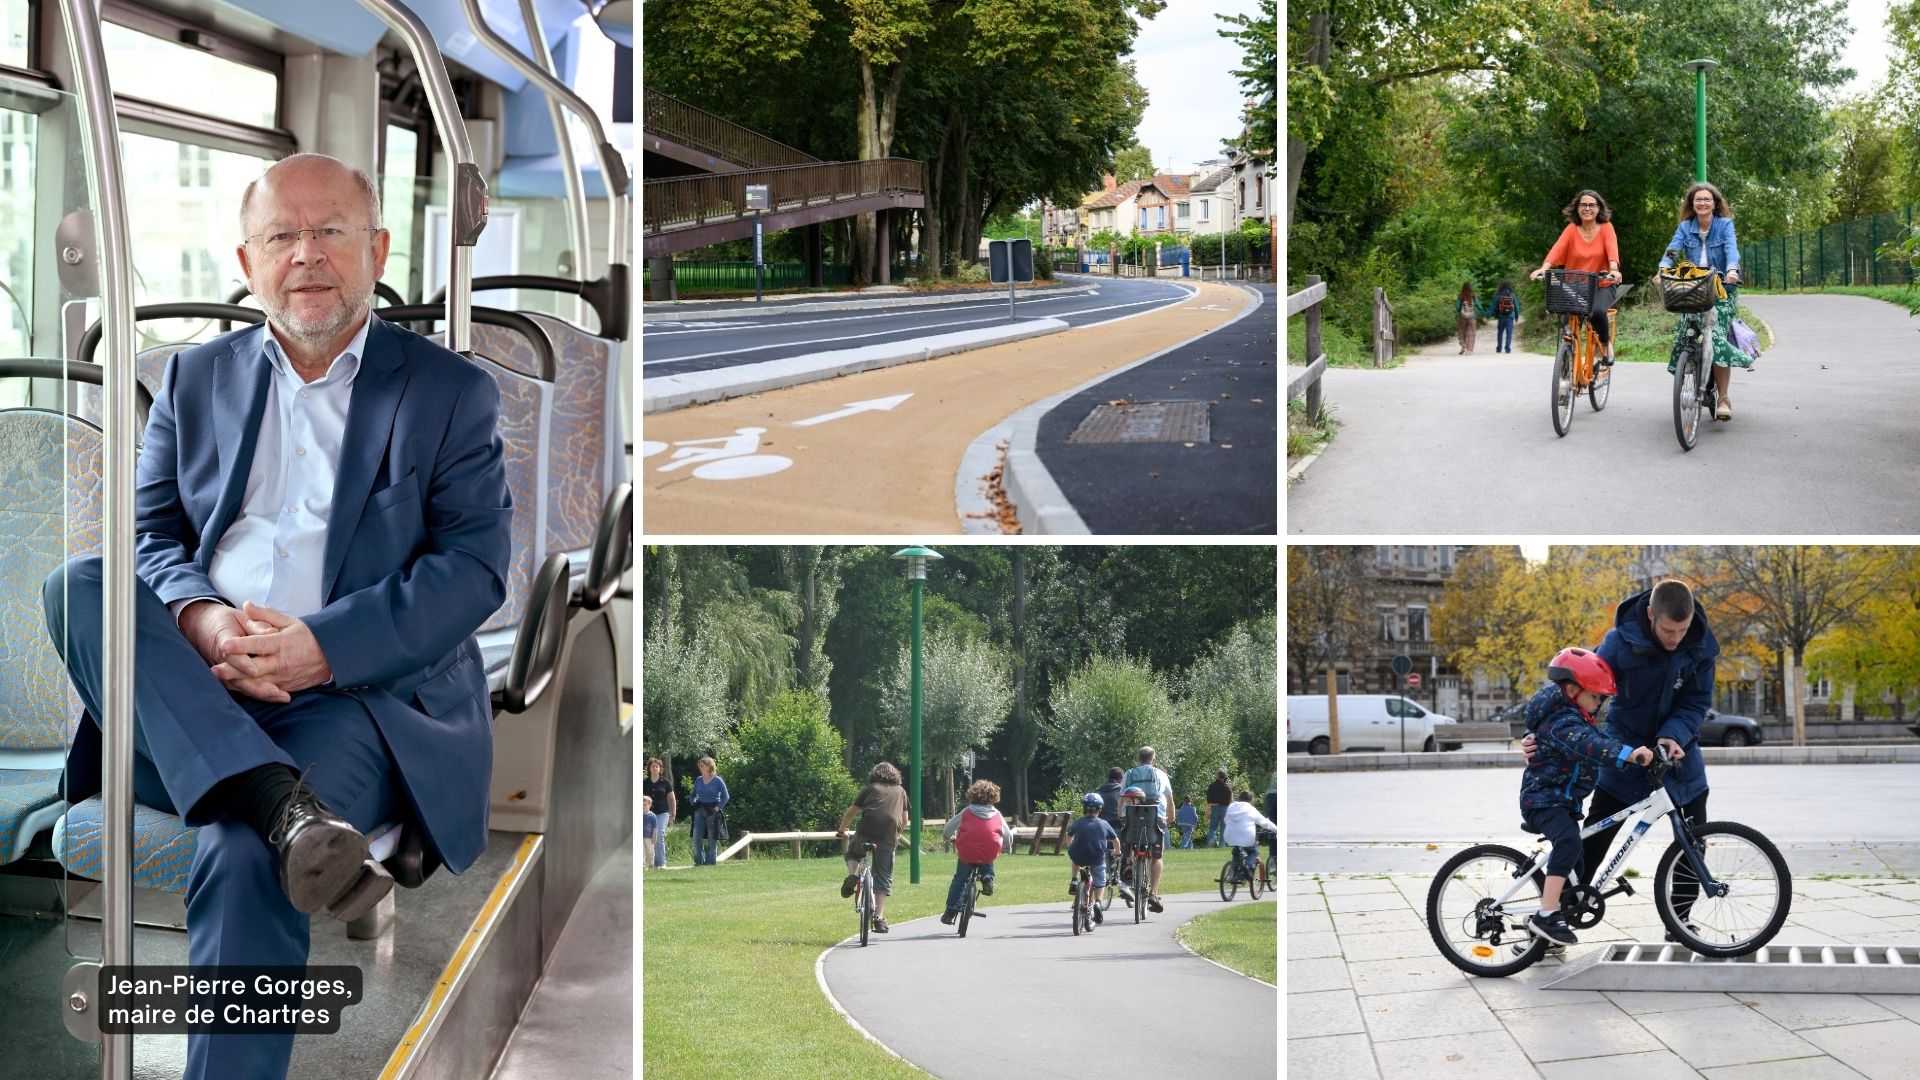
[240,153,381,237]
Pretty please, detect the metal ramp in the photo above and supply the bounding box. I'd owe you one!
[1543,942,1920,994]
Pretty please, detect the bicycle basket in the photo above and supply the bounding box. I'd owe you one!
[1657,266,1720,313]
[1544,269,1597,315]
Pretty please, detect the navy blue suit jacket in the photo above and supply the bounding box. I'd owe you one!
[64,315,511,874]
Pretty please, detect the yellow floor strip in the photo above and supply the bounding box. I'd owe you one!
[378,833,541,1079]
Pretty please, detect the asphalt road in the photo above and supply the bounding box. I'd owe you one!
[1288,293,1920,534]
[819,891,1276,1080]
[1035,282,1277,534]
[642,275,1196,374]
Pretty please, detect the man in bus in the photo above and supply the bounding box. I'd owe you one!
[43,152,510,1080]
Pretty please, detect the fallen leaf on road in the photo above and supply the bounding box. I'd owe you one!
[1222,444,1233,449]
[1108,399,1128,406]
[1446,1054,1463,1062]
[1221,393,1231,399]
[1253,399,1264,404]
[1148,471,1159,479]
[1820,364,1829,369]
[1184,442,1196,448]
[1426,844,1438,850]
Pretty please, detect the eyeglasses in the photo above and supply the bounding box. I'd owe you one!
[246,226,382,256]
[1577,202,1599,210]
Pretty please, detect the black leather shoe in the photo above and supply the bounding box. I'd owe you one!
[327,858,395,922]
[382,826,440,889]
[269,788,372,915]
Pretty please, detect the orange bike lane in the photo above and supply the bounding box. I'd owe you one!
[639,279,1249,534]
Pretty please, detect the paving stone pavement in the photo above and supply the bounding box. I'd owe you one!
[1288,873,1920,1078]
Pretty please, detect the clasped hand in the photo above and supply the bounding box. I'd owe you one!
[183,600,332,703]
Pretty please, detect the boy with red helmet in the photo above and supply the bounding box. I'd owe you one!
[1519,647,1654,945]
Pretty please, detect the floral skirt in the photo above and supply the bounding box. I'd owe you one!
[1668,291,1750,372]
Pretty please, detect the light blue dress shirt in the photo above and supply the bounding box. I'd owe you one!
[177,314,371,623]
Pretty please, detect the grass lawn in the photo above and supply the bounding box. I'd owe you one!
[1175,900,1278,985]
[642,835,1267,1079]
[1287,396,1337,463]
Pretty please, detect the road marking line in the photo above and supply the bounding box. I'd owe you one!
[645,281,1182,336]
[644,314,1013,366]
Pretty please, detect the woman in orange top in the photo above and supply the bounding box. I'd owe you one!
[1529,189,1624,366]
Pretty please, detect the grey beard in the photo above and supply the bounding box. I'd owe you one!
[264,283,373,350]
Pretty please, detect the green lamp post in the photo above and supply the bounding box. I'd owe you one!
[1683,59,1718,182]
[892,545,942,884]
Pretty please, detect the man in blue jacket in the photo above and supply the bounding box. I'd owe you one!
[43,153,510,1080]
[1529,580,1718,930]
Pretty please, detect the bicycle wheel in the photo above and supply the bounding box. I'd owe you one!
[858,879,871,947]
[1674,338,1703,451]
[1102,861,1117,911]
[1551,337,1576,437]
[1654,821,1792,957]
[959,876,975,938]
[1134,855,1148,923]
[1425,844,1549,978]
[1073,878,1086,936]
[1588,346,1611,412]
[1219,860,1237,902]
[1248,859,1265,900]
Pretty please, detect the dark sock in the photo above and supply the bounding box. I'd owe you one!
[216,763,303,840]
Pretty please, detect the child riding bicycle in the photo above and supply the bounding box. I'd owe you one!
[836,761,909,934]
[1066,793,1122,926]
[940,779,1007,925]
[1221,789,1278,883]
[1520,648,1654,945]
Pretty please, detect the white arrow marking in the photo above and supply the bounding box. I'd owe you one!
[792,393,915,427]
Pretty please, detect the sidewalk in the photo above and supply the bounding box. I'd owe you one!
[1289,871,1920,1078]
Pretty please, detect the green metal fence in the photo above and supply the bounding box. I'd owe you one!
[1747,208,1919,289]
[640,260,854,293]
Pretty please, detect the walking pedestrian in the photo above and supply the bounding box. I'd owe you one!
[643,757,676,869]
[1205,770,1232,848]
[689,756,729,866]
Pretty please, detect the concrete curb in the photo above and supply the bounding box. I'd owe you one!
[642,317,1072,413]
[988,282,1252,534]
[1288,743,1920,771]
[642,282,1096,322]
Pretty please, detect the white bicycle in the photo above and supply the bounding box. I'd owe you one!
[1426,746,1791,977]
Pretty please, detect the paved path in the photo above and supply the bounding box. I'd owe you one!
[1034,283,1276,534]
[1288,294,1920,534]
[821,891,1276,1080]
[1289,871,1920,1079]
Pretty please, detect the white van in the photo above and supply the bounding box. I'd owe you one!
[1286,694,1458,754]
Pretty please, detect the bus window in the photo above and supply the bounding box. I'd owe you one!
[119,132,269,344]
[483,194,572,319]
[2,0,26,69]
[382,124,421,303]
[0,103,33,376]
[101,19,277,130]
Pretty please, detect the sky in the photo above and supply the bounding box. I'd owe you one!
[1840,0,1895,98]
[1127,0,1267,174]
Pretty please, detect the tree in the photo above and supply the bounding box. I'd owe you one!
[1432,547,1532,701]
[719,690,860,836]
[1808,549,1920,723]
[1285,547,1377,750]
[1826,99,1900,226]
[1183,616,1278,781]
[1713,546,1896,745]
[1044,654,1178,799]
[641,582,733,785]
[777,546,845,701]
[880,627,1013,816]
[1217,0,1276,171]
[1112,141,1155,183]
[1515,548,1636,677]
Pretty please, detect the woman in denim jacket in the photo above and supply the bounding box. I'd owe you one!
[1658,183,1746,420]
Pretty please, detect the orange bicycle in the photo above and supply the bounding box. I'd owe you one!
[1545,270,1628,437]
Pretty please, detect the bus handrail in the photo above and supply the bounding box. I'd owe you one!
[374,304,558,382]
[354,0,486,353]
[456,0,631,273]
[50,0,137,1069]
[0,358,154,432]
[78,302,265,367]
[426,274,628,342]
[518,0,592,333]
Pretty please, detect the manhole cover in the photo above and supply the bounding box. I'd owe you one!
[1067,401,1210,444]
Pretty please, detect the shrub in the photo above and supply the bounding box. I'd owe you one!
[717,690,858,835]
[1045,654,1178,797]
[955,261,990,284]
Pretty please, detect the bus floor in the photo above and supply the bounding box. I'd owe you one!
[0,829,527,1080]
[491,840,631,1079]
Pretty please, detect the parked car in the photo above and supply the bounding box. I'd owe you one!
[1287,694,1458,754]
[1701,708,1764,747]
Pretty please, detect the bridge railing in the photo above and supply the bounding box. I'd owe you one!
[642,89,820,169]
[644,158,926,236]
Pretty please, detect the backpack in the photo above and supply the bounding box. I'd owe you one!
[1497,293,1515,315]
[1124,764,1164,807]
